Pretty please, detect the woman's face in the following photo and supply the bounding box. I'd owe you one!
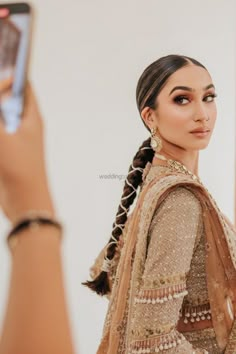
[151,64,217,151]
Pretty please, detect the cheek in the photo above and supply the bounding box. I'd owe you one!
[159,110,188,135]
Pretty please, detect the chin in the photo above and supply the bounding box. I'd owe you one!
[190,142,210,150]
[185,140,211,151]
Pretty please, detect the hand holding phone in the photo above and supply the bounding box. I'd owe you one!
[0,82,55,223]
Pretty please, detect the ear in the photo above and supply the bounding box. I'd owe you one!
[140,106,155,130]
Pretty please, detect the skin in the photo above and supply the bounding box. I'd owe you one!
[0,84,75,354]
[0,83,54,223]
[141,63,217,177]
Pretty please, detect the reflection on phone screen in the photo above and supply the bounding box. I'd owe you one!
[0,7,30,133]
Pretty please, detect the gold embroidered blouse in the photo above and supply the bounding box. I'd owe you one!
[134,164,223,353]
[96,164,235,353]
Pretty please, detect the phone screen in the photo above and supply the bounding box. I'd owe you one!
[0,3,31,133]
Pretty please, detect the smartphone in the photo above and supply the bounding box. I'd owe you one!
[0,2,32,133]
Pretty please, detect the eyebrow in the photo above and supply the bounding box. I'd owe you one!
[169,84,215,96]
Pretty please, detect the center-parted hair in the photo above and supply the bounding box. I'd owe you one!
[83,54,207,295]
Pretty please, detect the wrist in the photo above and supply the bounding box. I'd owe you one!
[11,199,55,224]
[11,204,56,225]
[5,180,55,224]
[7,214,63,253]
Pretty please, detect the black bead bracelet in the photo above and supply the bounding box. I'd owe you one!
[7,216,63,251]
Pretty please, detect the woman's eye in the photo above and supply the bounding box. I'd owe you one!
[173,96,189,105]
[173,93,217,105]
[204,93,217,102]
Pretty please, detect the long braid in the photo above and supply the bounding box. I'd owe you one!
[82,137,154,295]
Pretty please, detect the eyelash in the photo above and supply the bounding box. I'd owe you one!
[173,93,218,105]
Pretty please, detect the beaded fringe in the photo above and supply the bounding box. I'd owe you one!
[179,303,211,324]
[134,283,187,304]
[129,331,186,353]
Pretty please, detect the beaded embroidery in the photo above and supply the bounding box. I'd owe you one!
[96,164,233,354]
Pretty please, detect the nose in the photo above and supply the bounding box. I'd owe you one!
[193,102,209,122]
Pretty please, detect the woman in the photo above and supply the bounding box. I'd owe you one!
[83,54,236,353]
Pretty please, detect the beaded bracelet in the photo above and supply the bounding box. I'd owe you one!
[7,213,63,252]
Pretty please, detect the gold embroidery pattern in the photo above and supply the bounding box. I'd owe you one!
[140,272,187,288]
[184,328,222,354]
[131,323,175,337]
[126,181,204,353]
[97,166,235,354]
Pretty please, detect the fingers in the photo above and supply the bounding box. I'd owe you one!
[0,82,44,136]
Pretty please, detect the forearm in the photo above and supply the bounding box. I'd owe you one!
[0,226,75,354]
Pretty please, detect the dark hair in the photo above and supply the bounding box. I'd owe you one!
[82,54,207,295]
[136,54,206,130]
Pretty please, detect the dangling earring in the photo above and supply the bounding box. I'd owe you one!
[150,127,162,152]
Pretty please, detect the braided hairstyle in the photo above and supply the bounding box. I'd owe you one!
[82,54,206,295]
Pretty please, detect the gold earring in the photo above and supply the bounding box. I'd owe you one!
[150,127,162,152]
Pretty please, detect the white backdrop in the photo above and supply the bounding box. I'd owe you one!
[0,1,235,354]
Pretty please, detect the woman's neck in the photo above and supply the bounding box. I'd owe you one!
[153,150,199,177]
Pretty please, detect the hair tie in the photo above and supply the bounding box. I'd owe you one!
[101,257,113,272]
[128,163,144,174]
[116,204,129,218]
[140,146,152,151]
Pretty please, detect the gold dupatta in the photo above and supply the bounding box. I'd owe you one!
[96,172,236,353]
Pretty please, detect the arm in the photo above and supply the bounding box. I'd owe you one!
[0,84,75,354]
[0,224,75,354]
[128,186,207,354]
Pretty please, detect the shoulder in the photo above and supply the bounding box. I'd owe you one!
[148,186,203,247]
[155,185,202,217]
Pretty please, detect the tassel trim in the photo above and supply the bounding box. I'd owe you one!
[179,303,212,324]
[129,331,186,353]
[134,283,188,304]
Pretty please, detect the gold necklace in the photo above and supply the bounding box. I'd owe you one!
[154,153,202,184]
[153,153,219,213]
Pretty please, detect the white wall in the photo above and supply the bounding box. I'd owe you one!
[0,1,235,354]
